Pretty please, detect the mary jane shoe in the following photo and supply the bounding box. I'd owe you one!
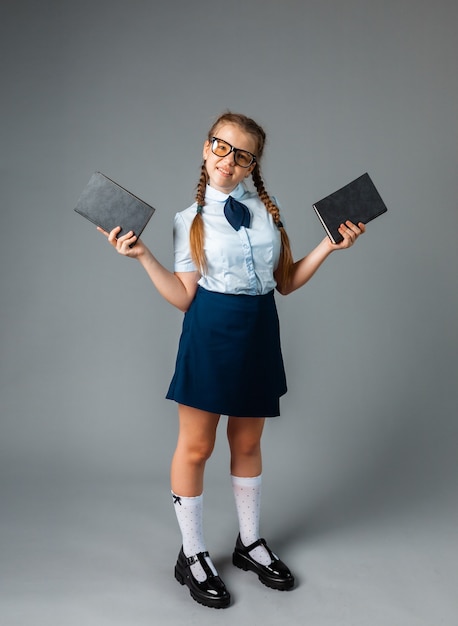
[232,534,295,591]
[174,547,231,609]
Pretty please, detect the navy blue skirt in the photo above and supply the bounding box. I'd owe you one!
[166,286,287,417]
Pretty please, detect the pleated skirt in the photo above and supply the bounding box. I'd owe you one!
[166,286,287,417]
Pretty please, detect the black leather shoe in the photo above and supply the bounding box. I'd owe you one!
[232,534,295,590]
[174,547,231,609]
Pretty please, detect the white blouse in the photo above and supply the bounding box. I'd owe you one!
[173,183,282,295]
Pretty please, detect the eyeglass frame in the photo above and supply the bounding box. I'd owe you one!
[210,137,257,168]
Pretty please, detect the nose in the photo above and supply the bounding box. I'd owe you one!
[221,150,236,165]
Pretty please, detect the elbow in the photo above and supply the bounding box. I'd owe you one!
[166,296,192,313]
[175,299,191,313]
[274,264,296,296]
[275,282,292,296]
[177,294,197,313]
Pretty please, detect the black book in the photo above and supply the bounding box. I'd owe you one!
[313,173,387,244]
[74,172,155,244]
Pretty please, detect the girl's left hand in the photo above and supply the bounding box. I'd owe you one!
[330,220,366,250]
[97,225,147,259]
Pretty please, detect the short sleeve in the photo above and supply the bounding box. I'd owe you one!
[173,212,197,272]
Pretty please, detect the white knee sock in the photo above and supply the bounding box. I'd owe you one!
[231,474,272,566]
[171,492,218,582]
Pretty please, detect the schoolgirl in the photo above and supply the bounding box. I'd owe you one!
[99,112,365,608]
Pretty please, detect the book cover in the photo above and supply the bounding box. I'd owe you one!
[313,172,387,244]
[74,172,155,244]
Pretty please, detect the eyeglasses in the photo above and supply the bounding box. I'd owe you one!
[210,137,257,168]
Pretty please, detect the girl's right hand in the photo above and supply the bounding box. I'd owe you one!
[97,226,147,259]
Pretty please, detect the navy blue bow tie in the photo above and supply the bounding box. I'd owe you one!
[224,196,251,231]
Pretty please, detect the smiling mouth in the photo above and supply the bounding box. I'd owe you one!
[217,167,232,177]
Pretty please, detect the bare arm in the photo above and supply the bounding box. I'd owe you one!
[98,226,199,312]
[276,220,365,295]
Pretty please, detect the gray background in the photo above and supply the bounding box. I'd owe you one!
[1,1,457,624]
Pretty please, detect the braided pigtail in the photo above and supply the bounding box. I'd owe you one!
[252,164,293,288]
[189,164,208,273]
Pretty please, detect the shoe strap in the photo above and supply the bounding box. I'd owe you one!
[186,550,217,580]
[242,537,276,561]
[185,550,210,567]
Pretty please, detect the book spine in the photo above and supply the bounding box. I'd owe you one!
[312,205,337,244]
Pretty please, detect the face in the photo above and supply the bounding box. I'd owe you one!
[203,123,257,194]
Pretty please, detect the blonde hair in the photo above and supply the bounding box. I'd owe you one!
[190,112,293,286]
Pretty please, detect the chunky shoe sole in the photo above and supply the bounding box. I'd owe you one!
[232,536,295,591]
[232,551,294,590]
[174,554,231,609]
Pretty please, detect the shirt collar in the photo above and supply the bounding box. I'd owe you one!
[205,182,247,203]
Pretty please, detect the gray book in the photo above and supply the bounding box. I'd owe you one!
[313,173,387,244]
[74,172,155,244]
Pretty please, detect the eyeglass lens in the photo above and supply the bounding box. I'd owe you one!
[211,138,255,168]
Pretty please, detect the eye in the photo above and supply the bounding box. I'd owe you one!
[237,151,252,167]
[212,139,230,156]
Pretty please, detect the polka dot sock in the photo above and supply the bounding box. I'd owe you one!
[231,474,272,566]
[171,492,218,582]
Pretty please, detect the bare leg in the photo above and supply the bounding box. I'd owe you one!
[171,404,220,496]
[227,416,265,477]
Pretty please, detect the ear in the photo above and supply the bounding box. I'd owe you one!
[203,140,211,161]
[245,163,255,177]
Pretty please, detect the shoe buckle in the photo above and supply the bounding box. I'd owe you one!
[186,551,209,567]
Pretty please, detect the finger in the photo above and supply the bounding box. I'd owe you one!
[339,223,356,239]
[107,226,122,243]
[96,226,109,238]
[116,231,136,247]
[344,220,361,234]
[336,226,355,248]
[117,230,134,243]
[116,231,138,252]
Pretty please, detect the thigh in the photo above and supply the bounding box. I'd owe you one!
[177,404,221,450]
[227,416,265,449]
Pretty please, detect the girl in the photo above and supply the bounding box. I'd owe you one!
[99,112,365,609]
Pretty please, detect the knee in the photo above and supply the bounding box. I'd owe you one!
[180,439,215,466]
[227,432,261,458]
